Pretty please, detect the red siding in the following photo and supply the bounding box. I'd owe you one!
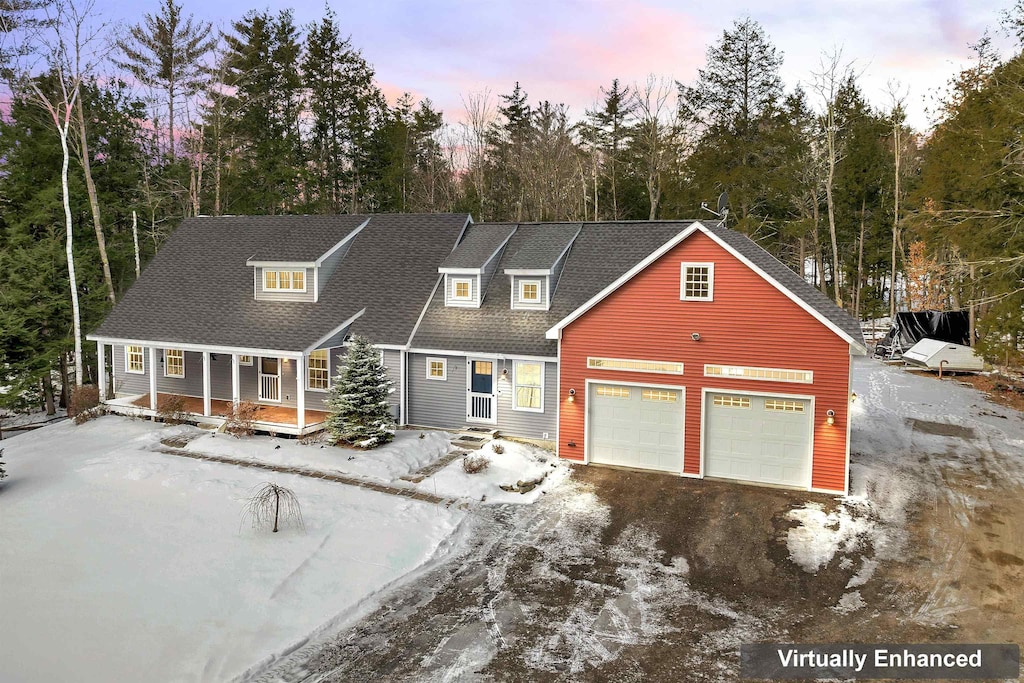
[557,231,852,493]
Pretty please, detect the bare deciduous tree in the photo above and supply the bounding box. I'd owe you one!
[811,49,855,308]
[632,76,681,220]
[242,482,304,534]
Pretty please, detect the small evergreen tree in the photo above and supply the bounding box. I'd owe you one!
[326,336,395,448]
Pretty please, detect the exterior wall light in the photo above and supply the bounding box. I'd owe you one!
[500,367,510,381]
[826,409,836,426]
[567,388,576,403]
[691,332,701,341]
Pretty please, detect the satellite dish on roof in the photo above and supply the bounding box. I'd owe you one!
[717,192,729,215]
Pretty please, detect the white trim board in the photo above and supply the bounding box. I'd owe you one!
[408,348,557,363]
[89,336,304,359]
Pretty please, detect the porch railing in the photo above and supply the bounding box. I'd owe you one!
[259,374,280,402]
[469,392,494,422]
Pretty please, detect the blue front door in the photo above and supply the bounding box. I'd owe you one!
[471,360,493,394]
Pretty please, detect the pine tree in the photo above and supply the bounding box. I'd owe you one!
[113,0,216,160]
[325,336,395,448]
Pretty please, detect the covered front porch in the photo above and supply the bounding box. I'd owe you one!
[105,393,329,436]
[92,338,336,436]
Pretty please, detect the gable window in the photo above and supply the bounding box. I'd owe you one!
[680,262,714,301]
[125,345,144,374]
[308,349,329,390]
[164,349,185,378]
[519,279,541,303]
[451,277,473,301]
[264,269,306,292]
[426,357,447,381]
[513,360,543,412]
[239,355,253,366]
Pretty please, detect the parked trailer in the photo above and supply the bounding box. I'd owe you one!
[902,338,984,373]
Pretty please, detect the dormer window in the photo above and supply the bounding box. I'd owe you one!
[264,269,306,291]
[680,263,714,301]
[519,279,541,303]
[452,278,473,301]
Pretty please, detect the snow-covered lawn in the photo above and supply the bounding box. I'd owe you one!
[178,429,571,504]
[415,438,571,504]
[181,428,452,483]
[0,417,466,683]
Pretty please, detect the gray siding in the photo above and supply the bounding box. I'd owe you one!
[254,266,316,302]
[110,345,345,413]
[317,240,352,298]
[494,358,558,439]
[445,274,480,306]
[406,353,558,439]
[382,348,402,419]
[407,353,468,429]
[511,275,549,310]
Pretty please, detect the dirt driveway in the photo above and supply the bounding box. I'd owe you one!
[256,363,1024,682]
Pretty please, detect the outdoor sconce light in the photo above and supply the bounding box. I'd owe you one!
[567,388,576,403]
[826,409,836,426]
[500,368,510,381]
[567,440,577,447]
[211,354,218,361]
[691,332,701,341]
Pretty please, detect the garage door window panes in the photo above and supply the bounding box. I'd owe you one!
[595,385,630,398]
[642,389,678,402]
[713,395,750,408]
[764,399,804,412]
[513,361,543,411]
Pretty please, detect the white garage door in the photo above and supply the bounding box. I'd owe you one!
[588,383,684,472]
[704,392,811,488]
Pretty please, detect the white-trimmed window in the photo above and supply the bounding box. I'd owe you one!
[308,349,329,390]
[765,399,805,413]
[680,262,714,301]
[519,279,541,303]
[642,389,678,402]
[513,360,543,411]
[263,269,306,291]
[164,349,184,378]
[426,357,447,380]
[587,357,684,375]
[713,395,750,408]
[239,355,253,366]
[595,385,630,399]
[125,345,144,374]
[451,277,473,301]
[704,364,813,384]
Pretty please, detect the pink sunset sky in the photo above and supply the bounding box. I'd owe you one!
[100,0,1014,131]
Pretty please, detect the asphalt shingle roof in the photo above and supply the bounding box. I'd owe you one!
[702,221,866,349]
[502,223,581,271]
[413,222,693,357]
[439,223,516,269]
[411,220,866,357]
[243,214,369,262]
[92,213,469,352]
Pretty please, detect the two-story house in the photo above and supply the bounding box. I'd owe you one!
[89,213,866,494]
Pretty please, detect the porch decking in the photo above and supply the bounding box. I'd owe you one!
[111,393,329,435]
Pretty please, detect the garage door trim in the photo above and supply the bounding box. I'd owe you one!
[583,378,686,473]
[699,386,815,489]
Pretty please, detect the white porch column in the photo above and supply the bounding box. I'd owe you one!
[231,353,241,408]
[97,341,107,401]
[399,349,407,426]
[202,351,212,417]
[148,346,158,410]
[296,354,306,431]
